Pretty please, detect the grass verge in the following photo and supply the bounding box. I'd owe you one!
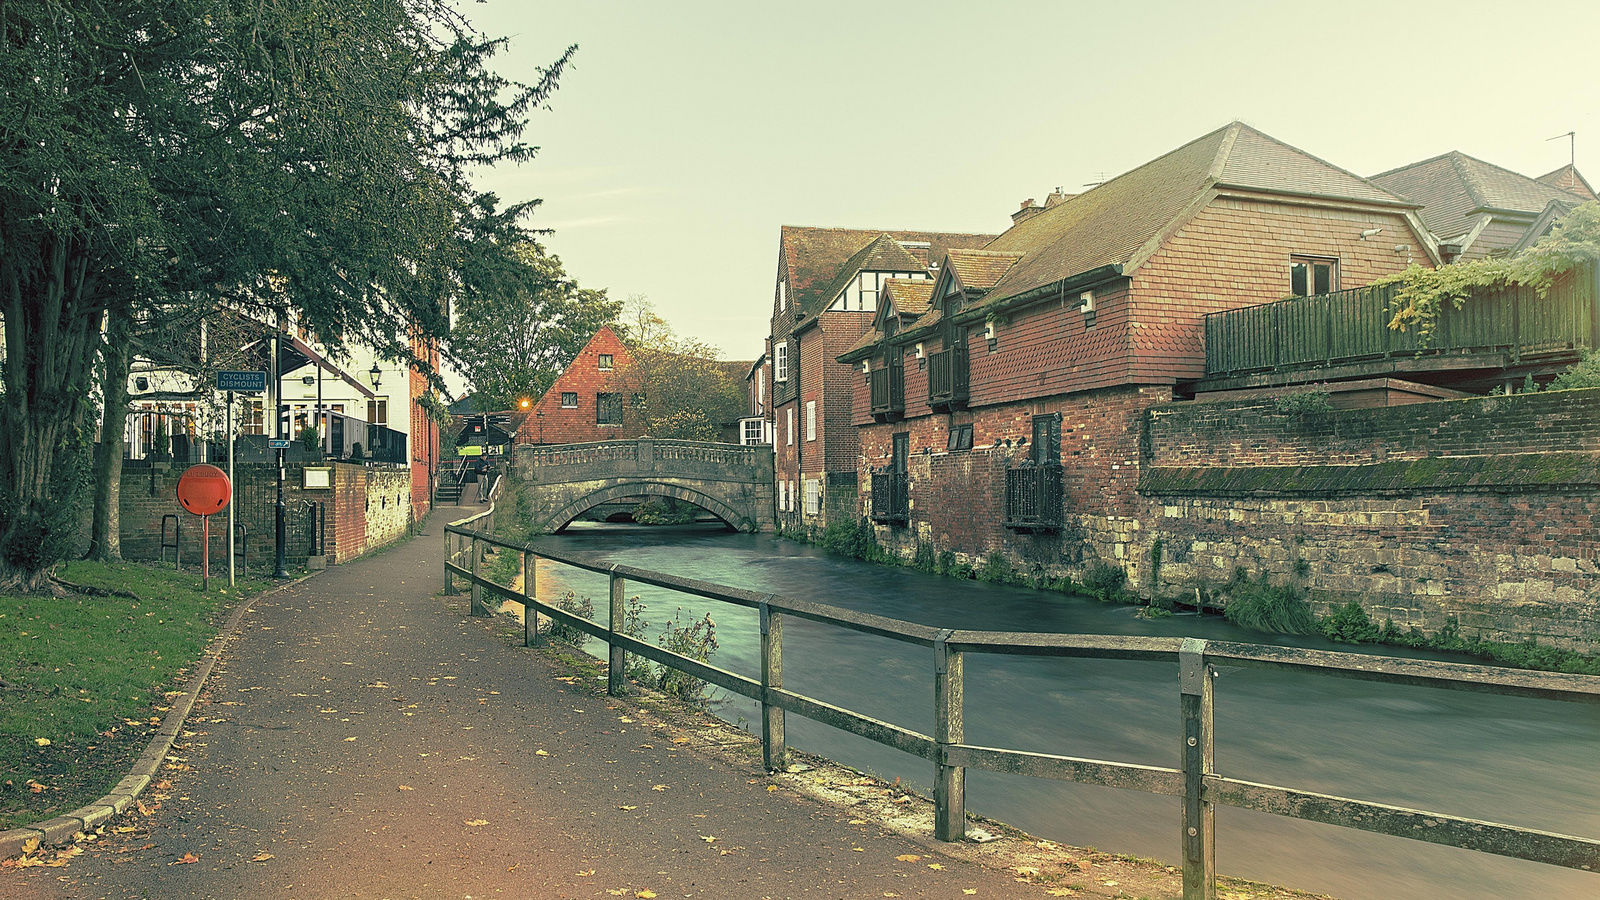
[1,560,271,830]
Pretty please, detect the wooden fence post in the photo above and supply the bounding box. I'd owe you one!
[523,549,541,647]
[469,531,486,617]
[1180,637,1216,900]
[933,628,965,842]
[608,566,626,696]
[443,529,456,595]
[759,598,786,771]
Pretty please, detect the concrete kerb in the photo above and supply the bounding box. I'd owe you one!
[0,571,321,861]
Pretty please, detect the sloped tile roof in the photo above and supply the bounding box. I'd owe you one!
[881,278,936,317]
[841,325,883,359]
[1372,151,1588,240]
[945,249,1022,290]
[975,122,1409,310]
[808,235,925,317]
[1537,164,1598,202]
[778,227,993,319]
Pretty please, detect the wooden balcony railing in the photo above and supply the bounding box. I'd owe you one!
[927,347,969,409]
[869,363,905,418]
[1203,261,1599,379]
[869,469,909,526]
[1002,463,1063,533]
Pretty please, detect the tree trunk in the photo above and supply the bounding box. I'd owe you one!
[85,305,133,561]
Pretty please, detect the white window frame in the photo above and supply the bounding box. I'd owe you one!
[786,407,794,446]
[805,400,817,442]
[775,342,789,382]
[804,479,820,516]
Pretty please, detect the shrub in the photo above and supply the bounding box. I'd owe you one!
[1273,390,1333,416]
[1082,561,1127,601]
[618,595,654,683]
[819,518,886,562]
[1223,579,1317,634]
[544,590,594,645]
[654,607,719,704]
[1320,600,1380,643]
[976,552,1015,584]
[911,542,937,573]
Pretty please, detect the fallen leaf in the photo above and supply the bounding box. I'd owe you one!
[171,852,199,865]
[619,716,634,723]
[651,784,667,791]
[21,837,40,855]
[895,854,921,862]
[926,863,944,870]
[251,852,273,862]
[464,819,489,827]
[33,738,50,747]
[700,835,716,843]
[635,891,656,899]
[765,785,778,792]
[535,749,549,756]
[1046,891,1077,897]
[639,743,653,749]
[114,825,137,834]
[851,846,864,852]
[577,869,595,877]
[1014,867,1040,877]
[343,737,357,742]
[1101,881,1118,888]
[673,737,690,744]
[618,805,637,811]
[398,785,414,791]
[963,891,977,896]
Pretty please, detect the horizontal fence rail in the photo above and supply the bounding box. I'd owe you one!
[1203,261,1599,378]
[443,525,1600,899]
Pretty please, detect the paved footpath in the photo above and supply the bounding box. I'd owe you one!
[11,508,1058,900]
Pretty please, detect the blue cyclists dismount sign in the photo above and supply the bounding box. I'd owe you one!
[215,370,267,392]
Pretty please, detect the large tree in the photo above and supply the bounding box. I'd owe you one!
[449,242,621,410]
[612,298,745,442]
[0,1,570,588]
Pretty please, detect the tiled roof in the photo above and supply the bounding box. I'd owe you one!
[841,325,883,359]
[945,249,1022,290]
[975,122,1409,310]
[1537,164,1598,202]
[881,278,935,317]
[807,235,924,317]
[778,227,994,319]
[1372,151,1587,240]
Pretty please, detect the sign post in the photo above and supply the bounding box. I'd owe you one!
[215,371,266,588]
[177,464,232,592]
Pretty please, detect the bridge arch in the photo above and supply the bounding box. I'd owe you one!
[542,481,749,533]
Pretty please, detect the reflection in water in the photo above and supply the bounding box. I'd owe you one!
[504,522,1599,900]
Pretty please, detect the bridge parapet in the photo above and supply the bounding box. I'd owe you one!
[513,438,775,533]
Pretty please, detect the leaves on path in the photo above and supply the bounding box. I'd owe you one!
[464,819,489,827]
[577,868,596,876]
[535,749,549,756]
[170,852,199,865]
[635,891,656,899]
[398,785,414,791]
[926,863,944,870]
[251,852,274,862]
[618,805,637,810]
[651,784,667,791]
[895,854,920,862]
[699,835,716,843]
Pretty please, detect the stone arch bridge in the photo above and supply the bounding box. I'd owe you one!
[512,438,775,533]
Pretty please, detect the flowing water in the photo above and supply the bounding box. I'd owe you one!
[503,522,1599,900]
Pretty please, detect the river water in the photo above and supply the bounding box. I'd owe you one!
[510,522,1599,900]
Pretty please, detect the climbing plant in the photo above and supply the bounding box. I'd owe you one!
[1378,201,1600,342]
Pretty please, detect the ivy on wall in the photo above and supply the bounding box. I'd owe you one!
[1378,201,1600,342]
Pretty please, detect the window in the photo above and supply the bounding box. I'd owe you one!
[786,407,794,445]
[805,400,817,441]
[774,342,789,382]
[788,480,797,512]
[367,397,388,426]
[560,392,578,408]
[778,281,787,313]
[804,479,820,516]
[947,424,973,452]
[1031,413,1061,465]
[242,400,265,435]
[598,353,614,371]
[740,418,764,445]
[1290,256,1338,297]
[596,392,623,425]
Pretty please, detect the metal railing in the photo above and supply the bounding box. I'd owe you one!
[869,363,905,416]
[927,347,969,408]
[443,529,1600,899]
[1003,463,1063,532]
[869,469,909,525]
[1203,261,1599,378]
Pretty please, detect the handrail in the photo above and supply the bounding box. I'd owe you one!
[443,524,1600,897]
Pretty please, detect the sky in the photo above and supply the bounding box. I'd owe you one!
[458,0,1599,367]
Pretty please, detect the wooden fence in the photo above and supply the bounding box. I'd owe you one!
[443,523,1600,900]
[1204,262,1599,378]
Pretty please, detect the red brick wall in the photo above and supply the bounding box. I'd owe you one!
[518,326,639,445]
[819,312,872,475]
[1130,197,1427,384]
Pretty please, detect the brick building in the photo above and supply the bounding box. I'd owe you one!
[1371,151,1594,261]
[516,326,640,445]
[766,226,993,530]
[841,122,1438,576]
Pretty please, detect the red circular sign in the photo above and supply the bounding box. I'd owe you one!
[177,464,231,515]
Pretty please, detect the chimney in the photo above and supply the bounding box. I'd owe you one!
[1045,189,1076,208]
[1011,198,1043,225]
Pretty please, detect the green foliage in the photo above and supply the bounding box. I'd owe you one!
[1222,578,1317,635]
[611,298,745,441]
[632,496,701,526]
[299,426,321,452]
[818,518,890,563]
[1273,390,1333,416]
[651,607,720,705]
[1373,618,1600,676]
[1293,557,1311,578]
[1082,561,1129,602]
[1377,201,1600,342]
[1320,600,1381,643]
[618,595,655,684]
[450,243,621,410]
[1550,349,1600,390]
[544,591,595,646]
[976,552,1017,584]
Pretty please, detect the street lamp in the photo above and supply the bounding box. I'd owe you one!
[369,363,383,388]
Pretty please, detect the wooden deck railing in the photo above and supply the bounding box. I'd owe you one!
[869,363,905,416]
[444,525,1600,900]
[927,347,969,409]
[1204,262,1599,378]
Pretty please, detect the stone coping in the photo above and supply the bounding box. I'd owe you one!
[0,572,318,861]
